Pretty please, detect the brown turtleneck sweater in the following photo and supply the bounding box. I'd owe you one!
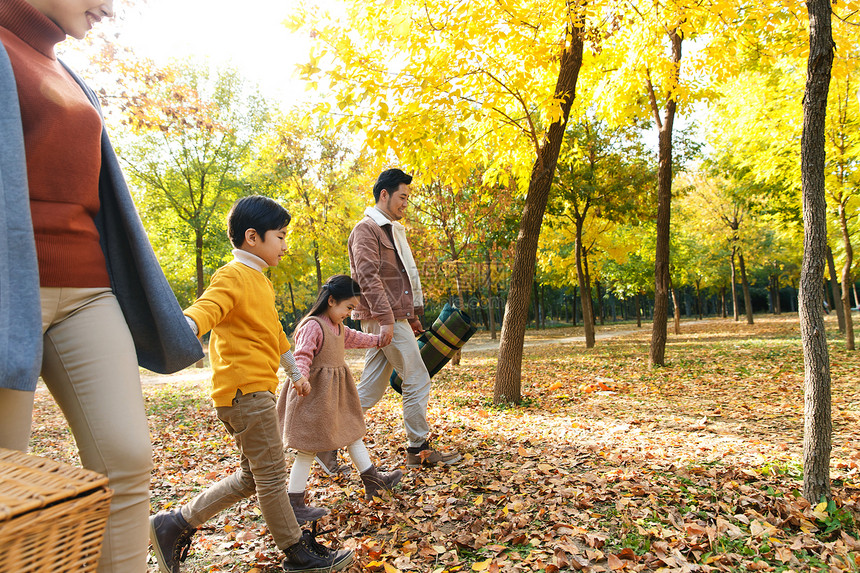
[0,0,109,287]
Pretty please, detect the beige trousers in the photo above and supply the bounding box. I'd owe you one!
[0,288,153,573]
[358,319,431,447]
[180,390,302,550]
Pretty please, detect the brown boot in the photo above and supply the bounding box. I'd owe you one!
[288,491,329,524]
[360,465,403,500]
[315,449,351,476]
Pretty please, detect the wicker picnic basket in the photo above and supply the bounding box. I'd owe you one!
[0,448,112,572]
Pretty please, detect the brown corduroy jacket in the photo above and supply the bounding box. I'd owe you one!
[348,215,423,326]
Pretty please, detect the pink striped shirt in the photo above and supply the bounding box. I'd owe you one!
[293,315,379,377]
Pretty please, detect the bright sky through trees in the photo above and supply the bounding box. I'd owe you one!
[61,0,312,104]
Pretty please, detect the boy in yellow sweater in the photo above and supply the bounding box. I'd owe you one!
[149,196,354,573]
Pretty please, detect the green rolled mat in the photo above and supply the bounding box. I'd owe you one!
[390,303,478,394]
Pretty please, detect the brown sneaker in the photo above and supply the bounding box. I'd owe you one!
[406,441,462,468]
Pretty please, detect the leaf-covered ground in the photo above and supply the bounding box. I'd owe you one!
[29,315,860,572]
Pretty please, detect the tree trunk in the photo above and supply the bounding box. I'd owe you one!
[636,292,642,328]
[773,275,782,315]
[193,228,206,367]
[313,243,323,292]
[575,220,595,348]
[838,205,855,350]
[720,286,727,318]
[288,282,298,322]
[195,227,205,298]
[532,280,541,329]
[596,280,605,326]
[540,284,547,329]
[695,279,702,320]
[767,275,776,314]
[739,251,754,325]
[494,24,584,404]
[730,248,740,322]
[477,292,488,329]
[571,287,578,327]
[610,292,617,322]
[485,253,497,340]
[826,245,845,332]
[648,30,682,367]
[669,275,681,335]
[800,0,834,504]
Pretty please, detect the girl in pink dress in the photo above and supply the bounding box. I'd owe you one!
[277,275,403,522]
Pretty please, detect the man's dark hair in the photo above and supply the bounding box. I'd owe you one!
[372,168,413,203]
[227,195,291,248]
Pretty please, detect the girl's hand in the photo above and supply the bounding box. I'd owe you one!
[293,376,311,397]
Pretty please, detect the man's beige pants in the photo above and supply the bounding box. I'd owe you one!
[358,319,431,447]
[0,287,153,573]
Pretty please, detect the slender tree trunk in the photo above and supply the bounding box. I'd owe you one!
[540,284,547,329]
[775,274,782,314]
[720,286,727,318]
[288,282,298,322]
[494,22,584,404]
[800,0,833,503]
[636,292,642,328]
[838,206,855,350]
[669,275,681,335]
[731,248,740,322]
[695,279,702,320]
[532,280,541,329]
[648,30,682,367]
[575,221,595,347]
[485,253,497,340]
[611,292,617,322]
[739,251,754,325]
[313,243,323,292]
[596,280,605,326]
[571,287,578,327]
[195,228,205,298]
[827,246,845,332]
[767,275,776,314]
[193,228,206,367]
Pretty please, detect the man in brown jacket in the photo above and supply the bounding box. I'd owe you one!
[342,168,461,468]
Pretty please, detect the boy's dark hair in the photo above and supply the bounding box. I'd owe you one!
[227,195,291,248]
[300,275,362,327]
[372,168,413,202]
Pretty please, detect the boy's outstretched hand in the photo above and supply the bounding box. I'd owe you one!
[293,376,311,397]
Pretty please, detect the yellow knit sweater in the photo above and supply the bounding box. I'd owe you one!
[185,260,290,407]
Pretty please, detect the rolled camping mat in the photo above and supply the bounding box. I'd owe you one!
[390,303,478,394]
